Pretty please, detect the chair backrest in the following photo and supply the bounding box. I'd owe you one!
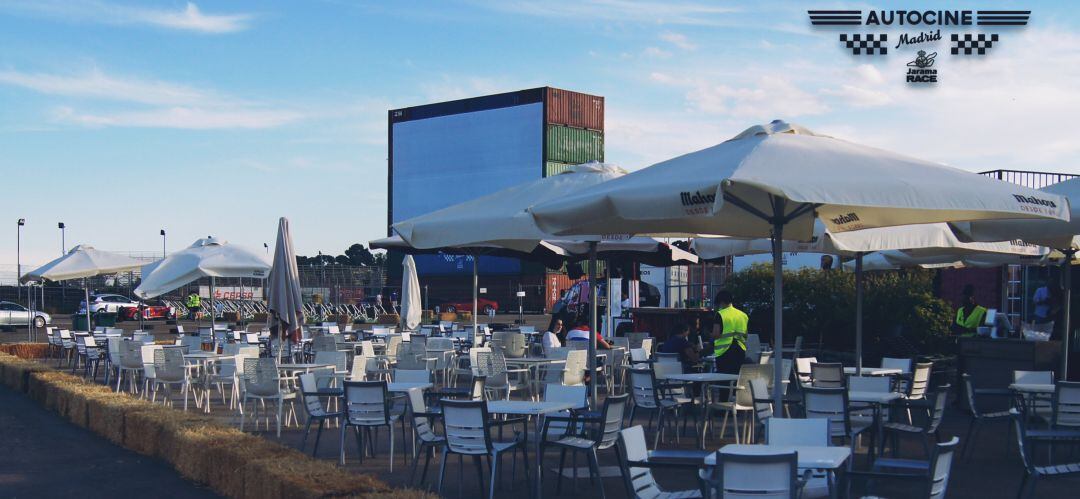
[244,333,260,344]
[393,369,431,383]
[343,380,391,426]
[180,335,202,354]
[470,375,487,401]
[629,348,648,363]
[503,332,527,358]
[140,344,163,368]
[152,347,186,382]
[242,358,281,397]
[639,338,654,356]
[745,333,762,363]
[881,357,913,374]
[385,335,403,357]
[562,350,587,385]
[652,360,684,380]
[766,418,829,446]
[748,377,773,428]
[297,373,328,417]
[441,399,491,455]
[313,351,347,373]
[544,383,587,410]
[928,437,960,499]
[926,386,950,433]
[810,362,844,388]
[311,335,337,353]
[759,350,773,365]
[1053,381,1080,428]
[612,337,630,350]
[909,362,933,399]
[360,340,376,357]
[628,368,659,409]
[654,352,680,364]
[1014,370,1054,385]
[407,387,439,443]
[848,375,891,393]
[597,393,630,449]
[616,426,662,498]
[626,332,648,349]
[714,450,798,499]
[121,340,145,369]
[803,386,850,439]
[567,339,590,350]
[734,364,771,406]
[795,357,816,383]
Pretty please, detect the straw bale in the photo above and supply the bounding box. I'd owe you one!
[0,343,50,359]
[249,453,390,499]
[203,433,295,498]
[124,404,203,457]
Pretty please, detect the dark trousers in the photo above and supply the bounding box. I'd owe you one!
[713,344,746,401]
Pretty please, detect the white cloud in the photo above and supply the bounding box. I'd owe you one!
[473,0,739,27]
[660,32,697,51]
[642,46,672,58]
[820,84,892,107]
[2,1,251,34]
[0,68,209,106]
[674,76,829,119]
[53,106,300,129]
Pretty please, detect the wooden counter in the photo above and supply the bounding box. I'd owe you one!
[628,307,715,342]
[959,337,1061,410]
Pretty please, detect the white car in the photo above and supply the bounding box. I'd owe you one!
[0,301,51,328]
[80,294,142,314]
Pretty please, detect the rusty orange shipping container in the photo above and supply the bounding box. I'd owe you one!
[546,88,604,131]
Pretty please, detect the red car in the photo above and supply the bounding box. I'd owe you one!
[119,301,175,321]
[438,298,498,315]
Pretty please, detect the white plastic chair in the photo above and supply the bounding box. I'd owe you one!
[340,380,403,471]
[153,347,193,411]
[240,358,296,437]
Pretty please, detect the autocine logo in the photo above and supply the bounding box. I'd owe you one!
[807,8,1030,85]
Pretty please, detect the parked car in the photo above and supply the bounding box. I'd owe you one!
[0,301,51,328]
[118,299,176,321]
[438,297,499,315]
[79,294,142,314]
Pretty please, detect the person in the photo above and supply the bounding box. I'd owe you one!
[186,291,201,321]
[1033,282,1053,324]
[820,254,834,270]
[620,293,632,314]
[711,290,749,374]
[567,321,612,349]
[660,322,700,371]
[953,284,987,337]
[543,318,565,350]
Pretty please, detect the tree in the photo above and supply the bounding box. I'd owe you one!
[294,243,386,268]
[344,243,377,266]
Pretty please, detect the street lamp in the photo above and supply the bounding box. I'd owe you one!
[264,242,268,254]
[160,229,166,258]
[16,218,25,303]
[58,222,65,255]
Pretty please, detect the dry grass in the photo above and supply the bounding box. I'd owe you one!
[0,343,50,359]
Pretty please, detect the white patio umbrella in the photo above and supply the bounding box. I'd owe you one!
[135,238,271,333]
[266,218,304,362]
[694,223,1048,372]
[532,120,1070,410]
[400,255,422,331]
[21,245,143,336]
[952,177,1080,380]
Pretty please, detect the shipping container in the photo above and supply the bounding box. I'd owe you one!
[546,88,604,131]
[544,161,575,177]
[545,272,575,313]
[546,125,604,164]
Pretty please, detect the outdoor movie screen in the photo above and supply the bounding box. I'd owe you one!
[391,102,543,274]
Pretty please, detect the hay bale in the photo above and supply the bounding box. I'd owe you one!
[166,424,246,486]
[123,403,203,457]
[363,490,440,499]
[251,455,390,499]
[0,357,48,393]
[27,371,71,405]
[0,343,51,360]
[205,433,296,498]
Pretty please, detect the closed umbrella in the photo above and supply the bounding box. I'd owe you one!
[135,238,270,333]
[533,120,1070,411]
[953,178,1080,380]
[22,245,143,335]
[400,255,422,331]
[266,218,304,362]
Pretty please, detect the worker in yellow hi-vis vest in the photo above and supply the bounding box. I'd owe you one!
[711,290,749,374]
[953,284,987,337]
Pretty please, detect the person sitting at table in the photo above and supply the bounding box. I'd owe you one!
[952,284,987,337]
[566,320,612,349]
[660,322,700,371]
[542,318,565,350]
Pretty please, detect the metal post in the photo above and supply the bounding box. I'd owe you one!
[855,253,864,376]
[588,241,599,408]
[210,276,217,335]
[17,219,23,304]
[472,256,479,342]
[770,220,785,414]
[1062,250,1075,381]
[84,279,92,333]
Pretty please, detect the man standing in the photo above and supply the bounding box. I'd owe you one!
[712,290,749,374]
[186,291,201,321]
[953,284,987,337]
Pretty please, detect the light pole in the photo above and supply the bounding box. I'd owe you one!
[58,222,65,255]
[16,218,25,304]
[264,242,269,254]
[160,229,166,258]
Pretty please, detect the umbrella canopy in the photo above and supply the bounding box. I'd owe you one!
[400,255,422,331]
[21,245,142,283]
[532,120,1071,412]
[953,177,1080,250]
[134,238,271,299]
[267,218,304,339]
[849,251,1048,271]
[392,162,627,252]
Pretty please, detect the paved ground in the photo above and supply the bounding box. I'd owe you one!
[0,385,219,499]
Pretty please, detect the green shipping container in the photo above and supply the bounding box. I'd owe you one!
[544,161,575,177]
[546,125,603,164]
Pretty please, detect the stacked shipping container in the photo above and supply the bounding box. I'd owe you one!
[543,88,605,311]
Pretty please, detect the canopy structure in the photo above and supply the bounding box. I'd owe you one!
[135,238,271,332]
[400,255,422,331]
[953,177,1080,380]
[532,120,1071,411]
[266,218,304,359]
[21,245,143,336]
[693,222,1048,373]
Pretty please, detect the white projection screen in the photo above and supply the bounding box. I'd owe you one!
[391,102,542,274]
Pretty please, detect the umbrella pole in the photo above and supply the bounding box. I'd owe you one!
[472,255,478,343]
[770,221,785,415]
[1062,250,1075,381]
[85,279,92,334]
[588,241,598,409]
[855,252,864,376]
[211,276,217,340]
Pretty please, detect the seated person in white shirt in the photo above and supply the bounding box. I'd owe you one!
[543,318,565,350]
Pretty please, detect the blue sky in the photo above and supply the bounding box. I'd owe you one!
[2,0,1079,277]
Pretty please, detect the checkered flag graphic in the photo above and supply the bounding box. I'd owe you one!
[952,33,999,55]
[839,33,887,55]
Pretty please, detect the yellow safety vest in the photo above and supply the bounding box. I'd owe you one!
[187,294,201,308]
[955,305,987,335]
[714,305,749,356]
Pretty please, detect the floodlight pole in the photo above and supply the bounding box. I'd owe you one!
[588,241,599,408]
[1062,249,1075,382]
[855,252,865,376]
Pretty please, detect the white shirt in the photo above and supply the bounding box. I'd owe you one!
[542,331,562,350]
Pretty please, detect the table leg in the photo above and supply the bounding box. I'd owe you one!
[534,415,542,499]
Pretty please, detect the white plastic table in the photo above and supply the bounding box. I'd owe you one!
[660,373,740,383]
[386,382,433,393]
[843,367,902,376]
[486,400,574,499]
